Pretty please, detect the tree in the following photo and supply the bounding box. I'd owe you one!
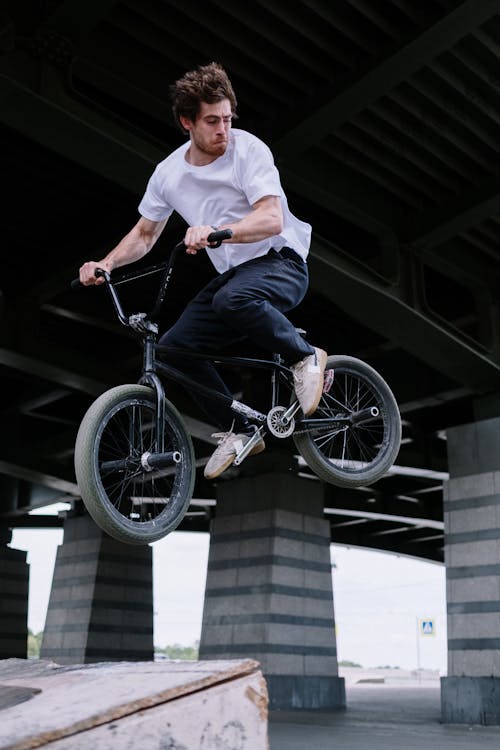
[154,641,199,660]
[28,630,43,658]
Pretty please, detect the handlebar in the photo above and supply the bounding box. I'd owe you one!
[70,228,233,330]
[70,229,232,289]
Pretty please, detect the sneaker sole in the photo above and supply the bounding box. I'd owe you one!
[304,349,328,416]
[204,441,266,480]
[248,441,266,457]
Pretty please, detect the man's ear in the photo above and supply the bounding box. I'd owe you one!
[179,115,192,133]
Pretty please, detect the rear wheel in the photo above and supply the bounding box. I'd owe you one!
[74,384,195,544]
[293,356,401,487]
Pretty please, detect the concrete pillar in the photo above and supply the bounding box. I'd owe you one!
[0,529,28,658]
[441,415,500,724]
[199,469,345,710]
[40,513,153,664]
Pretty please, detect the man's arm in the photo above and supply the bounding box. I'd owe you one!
[222,194,283,243]
[184,195,283,253]
[79,216,167,285]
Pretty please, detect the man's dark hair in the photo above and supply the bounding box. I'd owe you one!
[170,62,238,133]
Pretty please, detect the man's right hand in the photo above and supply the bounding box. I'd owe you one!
[79,260,112,286]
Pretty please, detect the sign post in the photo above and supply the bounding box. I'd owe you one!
[416,617,435,675]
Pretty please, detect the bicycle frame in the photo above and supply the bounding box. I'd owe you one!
[90,239,373,463]
[139,333,297,440]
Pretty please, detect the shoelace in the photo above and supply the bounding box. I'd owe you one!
[211,420,236,447]
[292,364,307,386]
[211,431,233,446]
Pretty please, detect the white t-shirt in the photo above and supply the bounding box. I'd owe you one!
[138,128,311,273]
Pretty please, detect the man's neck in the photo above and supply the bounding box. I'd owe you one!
[185,144,221,167]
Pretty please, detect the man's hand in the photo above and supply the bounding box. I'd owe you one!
[184,225,220,255]
[79,259,113,286]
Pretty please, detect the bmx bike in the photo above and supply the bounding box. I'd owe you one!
[72,230,401,545]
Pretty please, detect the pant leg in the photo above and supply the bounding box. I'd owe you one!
[212,249,314,363]
[159,272,250,431]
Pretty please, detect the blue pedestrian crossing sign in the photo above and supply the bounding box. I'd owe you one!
[419,618,435,636]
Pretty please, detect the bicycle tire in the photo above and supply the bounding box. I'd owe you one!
[74,384,195,544]
[293,355,401,487]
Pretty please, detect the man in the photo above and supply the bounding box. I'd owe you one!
[79,62,327,479]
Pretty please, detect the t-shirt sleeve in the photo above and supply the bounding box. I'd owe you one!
[138,167,173,222]
[238,138,282,206]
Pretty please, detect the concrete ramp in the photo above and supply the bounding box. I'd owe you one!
[0,658,268,749]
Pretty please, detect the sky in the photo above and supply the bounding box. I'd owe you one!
[10,510,447,674]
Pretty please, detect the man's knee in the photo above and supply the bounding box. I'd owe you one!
[212,286,259,318]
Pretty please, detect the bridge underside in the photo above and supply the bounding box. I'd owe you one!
[2,1,500,562]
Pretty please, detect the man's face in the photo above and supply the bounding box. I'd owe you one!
[180,99,233,161]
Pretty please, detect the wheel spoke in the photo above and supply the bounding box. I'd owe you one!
[96,399,181,524]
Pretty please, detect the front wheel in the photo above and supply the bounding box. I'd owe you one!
[293,356,401,488]
[74,384,195,544]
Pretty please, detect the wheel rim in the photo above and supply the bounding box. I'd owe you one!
[308,368,390,475]
[93,397,186,527]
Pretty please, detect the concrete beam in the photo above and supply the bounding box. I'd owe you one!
[0,347,109,397]
[308,237,500,391]
[275,0,500,154]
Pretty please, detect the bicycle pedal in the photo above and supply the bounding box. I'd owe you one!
[323,369,334,393]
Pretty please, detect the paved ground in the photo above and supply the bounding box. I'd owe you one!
[269,676,500,749]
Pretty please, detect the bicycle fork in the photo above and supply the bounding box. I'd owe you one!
[137,369,181,472]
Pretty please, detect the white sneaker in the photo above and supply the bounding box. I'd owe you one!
[291,347,328,416]
[204,430,266,480]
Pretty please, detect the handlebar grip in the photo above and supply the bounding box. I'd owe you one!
[207,228,233,247]
[70,267,108,290]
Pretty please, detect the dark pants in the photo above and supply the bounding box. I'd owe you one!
[159,248,314,432]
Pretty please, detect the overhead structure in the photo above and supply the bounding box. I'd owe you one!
[2,1,500,562]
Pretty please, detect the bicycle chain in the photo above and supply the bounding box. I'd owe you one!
[292,422,347,436]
